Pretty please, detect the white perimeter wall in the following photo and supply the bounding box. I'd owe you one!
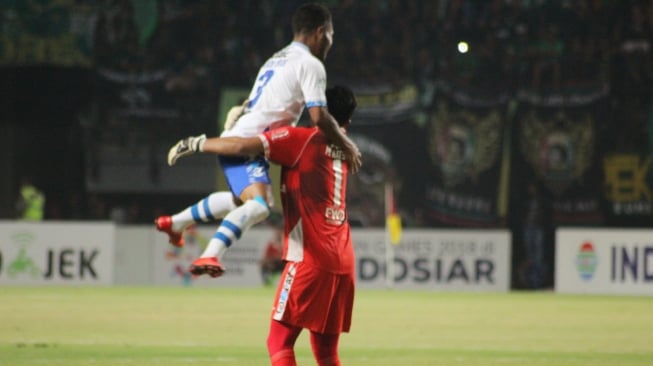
[556,228,653,296]
[0,221,512,292]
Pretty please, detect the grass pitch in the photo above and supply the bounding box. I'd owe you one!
[0,287,651,366]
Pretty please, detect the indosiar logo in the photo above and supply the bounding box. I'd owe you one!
[576,241,598,281]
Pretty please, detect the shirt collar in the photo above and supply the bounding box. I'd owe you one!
[291,41,310,53]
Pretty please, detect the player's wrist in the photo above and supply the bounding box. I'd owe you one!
[193,134,207,152]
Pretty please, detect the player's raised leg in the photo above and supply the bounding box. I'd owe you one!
[155,191,238,247]
[189,194,270,277]
[188,156,273,277]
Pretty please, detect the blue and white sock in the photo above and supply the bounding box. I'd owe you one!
[200,196,270,259]
[171,192,237,232]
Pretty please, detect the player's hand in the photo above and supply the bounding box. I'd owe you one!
[343,141,362,174]
[167,134,207,166]
[224,100,249,131]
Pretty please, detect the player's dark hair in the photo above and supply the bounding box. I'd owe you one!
[326,85,357,126]
[292,3,332,35]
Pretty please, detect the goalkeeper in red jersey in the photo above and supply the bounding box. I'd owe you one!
[168,85,357,366]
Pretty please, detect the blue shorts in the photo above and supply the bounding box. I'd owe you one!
[218,155,271,198]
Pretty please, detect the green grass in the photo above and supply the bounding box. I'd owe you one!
[1,287,652,365]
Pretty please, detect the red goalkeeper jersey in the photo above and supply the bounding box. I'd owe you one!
[259,126,354,274]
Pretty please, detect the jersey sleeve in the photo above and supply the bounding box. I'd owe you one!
[260,127,315,167]
[300,58,328,108]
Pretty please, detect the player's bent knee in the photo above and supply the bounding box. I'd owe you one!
[251,195,271,222]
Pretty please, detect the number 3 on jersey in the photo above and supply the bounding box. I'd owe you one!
[248,70,275,108]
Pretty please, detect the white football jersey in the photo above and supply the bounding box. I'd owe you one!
[221,41,328,138]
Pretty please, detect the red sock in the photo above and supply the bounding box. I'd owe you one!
[310,331,340,366]
[270,349,296,366]
[267,320,301,366]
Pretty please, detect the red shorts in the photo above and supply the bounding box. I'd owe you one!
[271,261,355,334]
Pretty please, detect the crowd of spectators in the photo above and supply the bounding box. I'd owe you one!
[32,0,653,223]
[92,0,652,93]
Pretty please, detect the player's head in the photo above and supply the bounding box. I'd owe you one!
[292,3,333,61]
[326,85,357,128]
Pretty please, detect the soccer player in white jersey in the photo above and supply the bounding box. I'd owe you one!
[155,2,361,277]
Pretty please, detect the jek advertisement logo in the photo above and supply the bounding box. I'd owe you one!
[0,230,98,281]
[576,241,598,281]
[0,222,115,285]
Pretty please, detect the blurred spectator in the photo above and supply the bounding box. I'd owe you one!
[611,1,653,94]
[86,194,108,220]
[93,0,140,69]
[15,177,45,221]
[530,25,563,90]
[10,0,652,226]
[164,48,196,93]
[110,204,128,223]
[259,212,285,287]
[66,192,85,220]
[517,183,550,289]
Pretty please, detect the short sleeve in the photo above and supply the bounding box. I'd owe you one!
[260,127,316,167]
[300,58,327,108]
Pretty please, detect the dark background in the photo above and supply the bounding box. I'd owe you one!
[1,0,652,289]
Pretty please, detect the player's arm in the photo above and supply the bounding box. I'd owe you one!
[301,60,362,172]
[203,136,263,156]
[168,127,306,167]
[308,106,362,173]
[167,134,263,166]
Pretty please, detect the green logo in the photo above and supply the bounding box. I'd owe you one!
[7,232,41,278]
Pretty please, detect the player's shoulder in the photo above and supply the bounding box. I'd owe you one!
[302,125,322,136]
[303,53,325,69]
[291,49,324,71]
[266,126,317,141]
[287,126,320,140]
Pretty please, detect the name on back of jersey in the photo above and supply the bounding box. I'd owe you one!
[266,48,289,67]
[263,59,288,68]
[325,144,345,160]
[325,206,346,224]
